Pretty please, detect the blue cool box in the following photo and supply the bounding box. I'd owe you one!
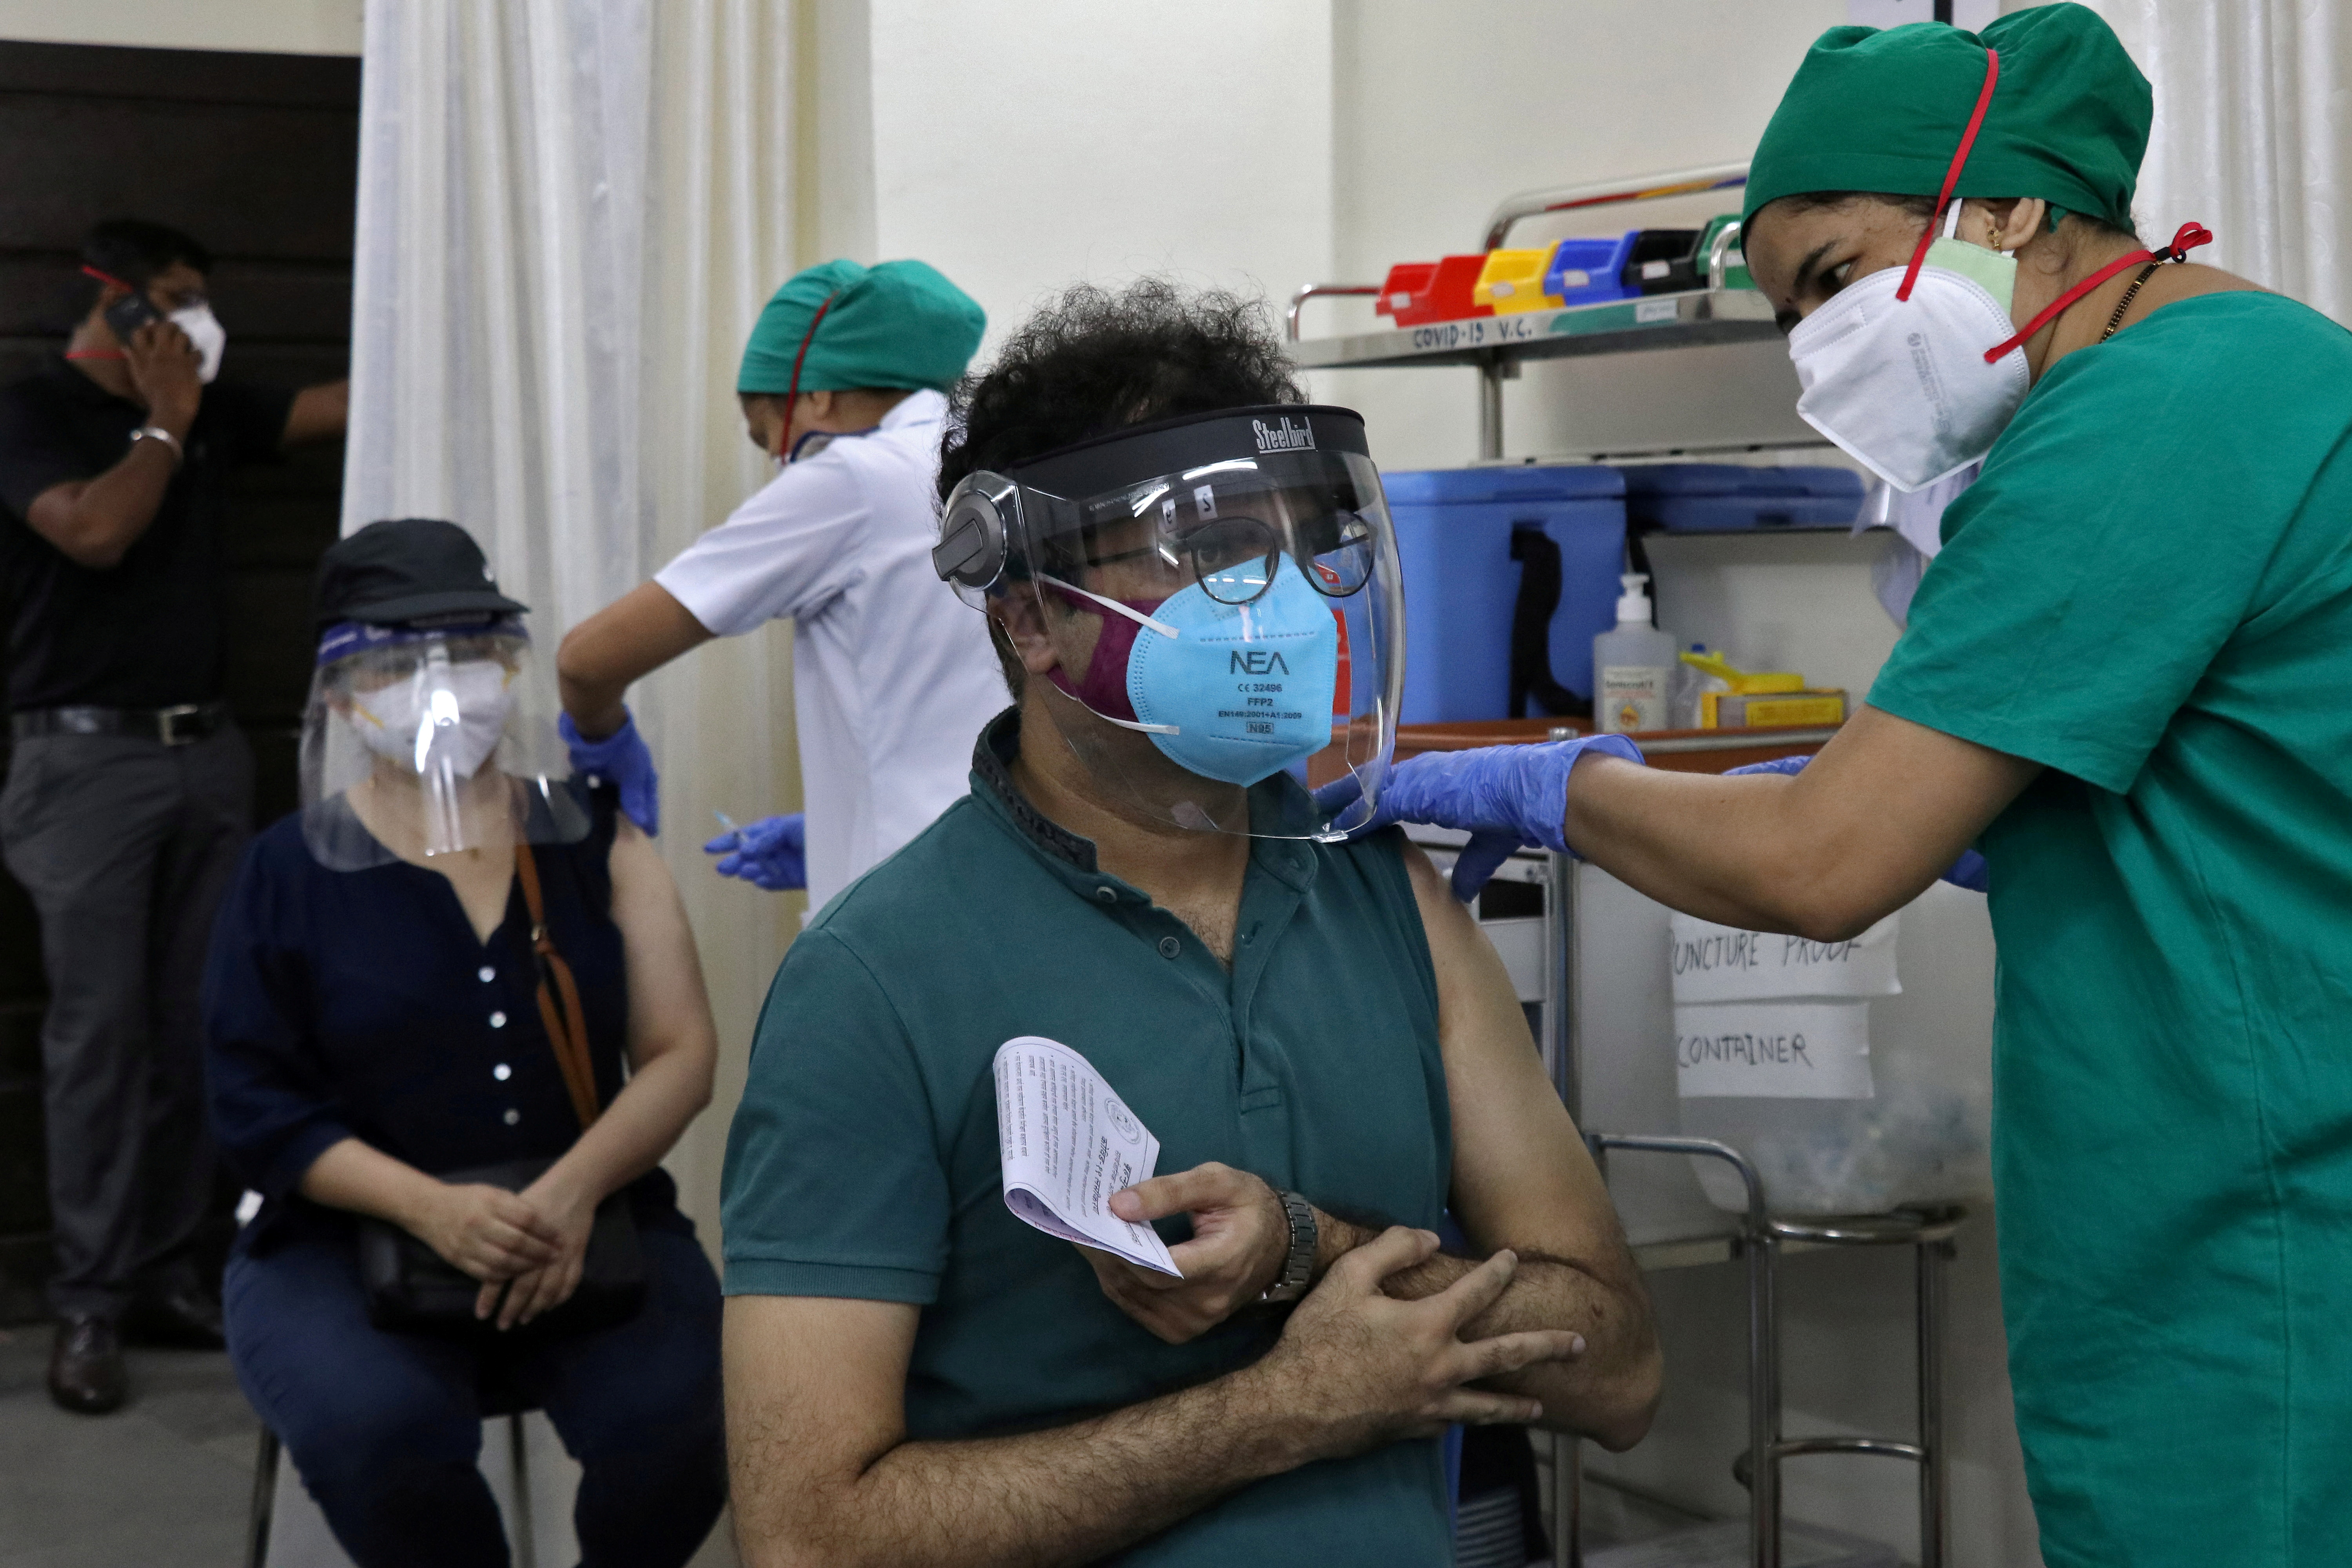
[1619,463,1866,532]
[1383,466,1627,723]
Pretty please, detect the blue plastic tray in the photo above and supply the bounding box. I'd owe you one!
[1543,234,1639,307]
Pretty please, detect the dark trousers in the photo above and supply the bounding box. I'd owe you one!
[225,1218,728,1568]
[0,725,252,1318]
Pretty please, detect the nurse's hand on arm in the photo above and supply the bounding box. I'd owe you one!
[555,581,717,835]
[1082,842,1660,1448]
[1325,734,1643,903]
[726,1231,1577,1568]
[1569,704,2038,939]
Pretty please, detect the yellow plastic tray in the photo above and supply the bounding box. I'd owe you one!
[1472,247,1563,314]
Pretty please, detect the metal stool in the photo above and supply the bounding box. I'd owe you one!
[1559,1134,1965,1568]
[245,1379,543,1568]
[1729,1207,1963,1568]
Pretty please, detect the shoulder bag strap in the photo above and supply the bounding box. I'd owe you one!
[514,842,601,1131]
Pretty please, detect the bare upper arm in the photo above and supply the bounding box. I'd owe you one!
[557,581,715,698]
[726,1295,918,1560]
[282,380,349,448]
[24,480,93,561]
[606,817,717,1083]
[1401,841,1637,1292]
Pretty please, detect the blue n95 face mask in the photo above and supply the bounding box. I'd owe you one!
[1049,560,1339,786]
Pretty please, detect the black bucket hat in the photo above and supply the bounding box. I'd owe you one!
[314,518,528,632]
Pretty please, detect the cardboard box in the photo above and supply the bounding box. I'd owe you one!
[1703,689,1848,729]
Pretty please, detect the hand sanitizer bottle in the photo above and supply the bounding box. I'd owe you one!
[1594,573,1677,733]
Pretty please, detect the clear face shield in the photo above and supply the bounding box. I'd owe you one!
[300,616,589,872]
[934,405,1405,840]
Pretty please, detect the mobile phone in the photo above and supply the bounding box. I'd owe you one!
[103,287,160,344]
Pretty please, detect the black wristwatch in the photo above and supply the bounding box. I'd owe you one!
[1258,1189,1318,1304]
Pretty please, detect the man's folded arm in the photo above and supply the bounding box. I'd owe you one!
[1342,842,1662,1449]
[727,1294,1292,1568]
[727,1227,1576,1568]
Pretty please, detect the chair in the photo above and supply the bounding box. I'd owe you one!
[245,1373,557,1568]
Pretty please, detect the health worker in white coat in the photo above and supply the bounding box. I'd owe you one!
[556,258,1000,914]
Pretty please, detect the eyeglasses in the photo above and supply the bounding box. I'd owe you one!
[1083,514,1375,606]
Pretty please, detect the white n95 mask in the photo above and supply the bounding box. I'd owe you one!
[350,659,515,780]
[1786,220,2028,494]
[168,303,226,383]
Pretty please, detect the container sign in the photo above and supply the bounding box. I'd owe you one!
[1667,913,1900,1004]
[1675,1000,1874,1099]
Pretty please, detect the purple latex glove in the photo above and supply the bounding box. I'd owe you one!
[1316,735,1646,902]
[559,708,659,837]
[704,813,807,891]
[1723,754,1988,892]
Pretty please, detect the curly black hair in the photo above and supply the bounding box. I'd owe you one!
[936,278,1303,501]
[81,218,212,307]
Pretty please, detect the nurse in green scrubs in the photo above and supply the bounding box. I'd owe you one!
[1364,6,2352,1563]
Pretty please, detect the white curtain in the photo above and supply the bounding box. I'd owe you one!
[345,0,805,1238]
[2077,0,2352,323]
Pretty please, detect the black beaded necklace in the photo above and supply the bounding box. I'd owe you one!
[2102,261,2165,342]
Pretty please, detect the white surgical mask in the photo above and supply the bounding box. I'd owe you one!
[169,303,226,383]
[1786,209,2027,494]
[351,660,514,780]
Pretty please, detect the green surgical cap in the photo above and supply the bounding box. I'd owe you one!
[1742,3,2151,235]
[737,257,985,395]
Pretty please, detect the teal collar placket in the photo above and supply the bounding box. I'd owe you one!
[967,711,1324,1186]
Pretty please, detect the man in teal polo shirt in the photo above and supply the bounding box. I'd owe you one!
[720,282,1661,1566]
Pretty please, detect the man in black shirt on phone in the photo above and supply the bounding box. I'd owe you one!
[0,219,347,1413]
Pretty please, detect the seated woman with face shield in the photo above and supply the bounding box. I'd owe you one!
[202,518,726,1568]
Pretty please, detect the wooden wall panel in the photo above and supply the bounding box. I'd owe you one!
[0,39,356,1321]
[0,99,359,259]
[0,255,359,341]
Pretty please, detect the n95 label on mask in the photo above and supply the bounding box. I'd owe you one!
[1675,1000,1873,1099]
[993,1036,1178,1275]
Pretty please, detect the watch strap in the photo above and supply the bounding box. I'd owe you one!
[1259,1189,1317,1304]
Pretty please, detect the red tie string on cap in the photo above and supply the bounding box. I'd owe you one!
[1897,47,2002,303]
[782,290,839,414]
[1980,221,2214,363]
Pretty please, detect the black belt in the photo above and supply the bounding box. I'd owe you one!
[11,700,232,746]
